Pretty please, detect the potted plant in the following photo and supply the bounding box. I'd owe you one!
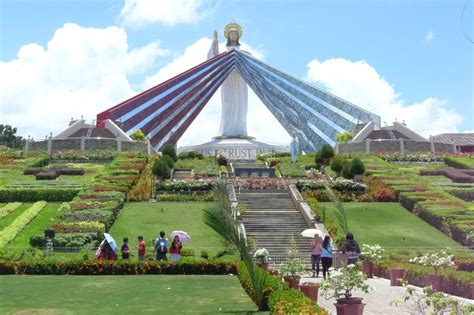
[279,237,305,289]
[409,248,454,292]
[253,248,271,270]
[333,234,348,269]
[360,244,384,278]
[320,264,372,315]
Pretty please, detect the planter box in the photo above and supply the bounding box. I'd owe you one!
[389,268,406,286]
[283,275,300,289]
[425,274,444,292]
[299,283,319,302]
[362,261,373,278]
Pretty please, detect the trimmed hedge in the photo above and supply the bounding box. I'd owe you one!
[445,156,474,169]
[0,260,238,275]
[0,202,22,219]
[30,232,100,248]
[0,188,80,202]
[373,261,474,299]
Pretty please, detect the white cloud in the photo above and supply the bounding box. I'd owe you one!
[0,23,168,139]
[120,0,212,28]
[425,31,435,42]
[306,58,463,137]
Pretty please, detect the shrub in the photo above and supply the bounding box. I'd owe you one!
[342,162,354,179]
[161,143,177,162]
[444,156,474,169]
[160,155,174,169]
[152,159,171,179]
[130,129,147,142]
[0,188,80,202]
[319,144,334,162]
[0,202,22,220]
[314,152,323,168]
[200,250,209,259]
[268,289,328,314]
[30,232,100,248]
[29,156,50,167]
[330,158,343,175]
[35,170,60,180]
[350,158,365,175]
[0,260,238,275]
[0,201,47,247]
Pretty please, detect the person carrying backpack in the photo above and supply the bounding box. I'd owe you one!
[154,231,168,261]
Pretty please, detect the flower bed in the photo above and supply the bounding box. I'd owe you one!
[0,188,80,202]
[155,179,216,192]
[0,260,238,275]
[236,178,288,190]
[51,150,117,161]
[156,193,214,202]
[379,152,444,162]
[296,179,366,193]
[420,168,474,183]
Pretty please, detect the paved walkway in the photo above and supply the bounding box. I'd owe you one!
[299,275,473,315]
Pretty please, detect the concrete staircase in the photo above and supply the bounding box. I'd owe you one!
[237,189,312,265]
[172,169,192,180]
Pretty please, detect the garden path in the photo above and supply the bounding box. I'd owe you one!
[299,276,473,315]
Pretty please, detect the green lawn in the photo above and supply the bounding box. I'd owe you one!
[320,202,463,249]
[0,275,259,314]
[9,203,63,247]
[109,202,226,258]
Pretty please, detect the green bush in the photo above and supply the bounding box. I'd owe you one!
[268,289,328,314]
[330,158,343,174]
[29,156,50,167]
[161,143,177,162]
[181,249,195,257]
[314,152,323,167]
[0,188,80,202]
[200,250,209,259]
[160,155,174,169]
[152,159,171,179]
[350,158,365,175]
[444,156,474,169]
[30,233,99,248]
[319,144,334,162]
[342,161,354,179]
[0,202,22,219]
[156,193,214,202]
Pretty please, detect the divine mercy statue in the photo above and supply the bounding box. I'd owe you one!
[208,22,248,137]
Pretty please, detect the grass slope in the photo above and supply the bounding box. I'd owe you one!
[320,202,462,248]
[110,202,225,257]
[9,203,62,247]
[0,275,258,314]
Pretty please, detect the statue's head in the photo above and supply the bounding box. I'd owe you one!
[224,21,242,46]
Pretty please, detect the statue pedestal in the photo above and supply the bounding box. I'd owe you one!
[178,137,288,161]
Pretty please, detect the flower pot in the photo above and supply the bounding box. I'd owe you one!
[389,268,406,286]
[425,274,444,292]
[283,275,300,289]
[334,297,365,315]
[299,283,319,302]
[333,251,348,269]
[361,261,373,278]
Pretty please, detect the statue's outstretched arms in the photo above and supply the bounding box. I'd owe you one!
[207,30,219,59]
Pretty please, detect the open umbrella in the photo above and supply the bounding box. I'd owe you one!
[103,233,117,253]
[301,228,324,238]
[170,230,191,243]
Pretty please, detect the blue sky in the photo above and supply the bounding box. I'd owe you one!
[1,0,472,145]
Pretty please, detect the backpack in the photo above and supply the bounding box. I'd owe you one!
[156,238,168,254]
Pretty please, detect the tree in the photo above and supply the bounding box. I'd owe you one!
[0,124,25,149]
[330,158,343,177]
[130,129,146,142]
[342,161,354,179]
[161,143,177,162]
[335,131,355,144]
[320,144,334,165]
[160,155,174,169]
[350,158,365,175]
[152,159,171,179]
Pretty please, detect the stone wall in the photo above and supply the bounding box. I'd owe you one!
[26,139,148,154]
[339,140,456,154]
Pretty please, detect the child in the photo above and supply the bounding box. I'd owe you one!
[121,237,130,260]
[137,236,146,261]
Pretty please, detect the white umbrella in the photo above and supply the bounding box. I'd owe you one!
[171,230,192,243]
[301,228,324,238]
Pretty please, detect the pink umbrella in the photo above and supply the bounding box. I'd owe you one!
[171,230,191,243]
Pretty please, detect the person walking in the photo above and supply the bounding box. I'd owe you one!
[343,232,361,265]
[320,235,333,280]
[121,237,130,260]
[169,235,182,262]
[310,234,322,277]
[154,231,169,261]
[137,236,146,261]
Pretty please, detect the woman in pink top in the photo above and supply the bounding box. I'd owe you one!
[310,234,322,277]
